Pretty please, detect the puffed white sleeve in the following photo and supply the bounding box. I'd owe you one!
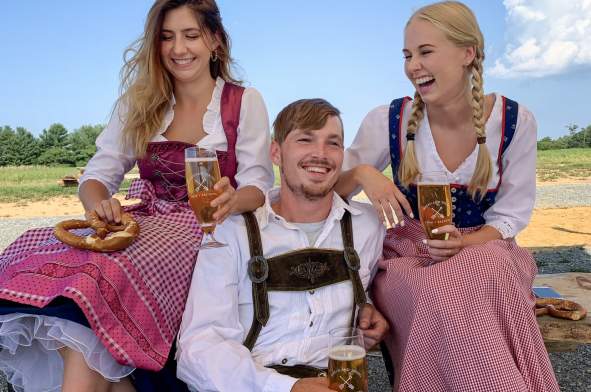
[343,105,391,173]
[176,219,297,392]
[234,88,274,193]
[78,101,137,196]
[483,105,537,239]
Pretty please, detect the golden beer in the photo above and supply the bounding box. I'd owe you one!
[328,344,368,392]
[417,183,452,240]
[186,156,221,234]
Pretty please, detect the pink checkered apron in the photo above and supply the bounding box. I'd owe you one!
[0,83,245,371]
[372,219,560,392]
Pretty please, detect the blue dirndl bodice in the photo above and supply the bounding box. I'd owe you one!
[388,96,519,228]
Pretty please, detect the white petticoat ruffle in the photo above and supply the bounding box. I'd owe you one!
[0,313,134,392]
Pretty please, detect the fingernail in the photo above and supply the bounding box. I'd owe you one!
[422,239,427,244]
[432,228,438,234]
[401,221,405,227]
[409,213,415,219]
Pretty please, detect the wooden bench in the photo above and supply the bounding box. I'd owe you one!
[534,272,591,352]
[58,175,79,187]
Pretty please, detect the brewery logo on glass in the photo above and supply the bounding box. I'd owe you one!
[329,366,365,392]
[421,199,451,226]
[328,343,368,392]
[193,164,216,191]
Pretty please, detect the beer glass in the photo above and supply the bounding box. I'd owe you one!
[185,147,226,249]
[417,171,453,240]
[328,327,368,392]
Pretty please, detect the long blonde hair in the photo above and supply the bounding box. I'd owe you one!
[119,0,239,157]
[398,1,491,199]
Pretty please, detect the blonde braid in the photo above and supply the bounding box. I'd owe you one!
[467,48,492,200]
[398,92,424,187]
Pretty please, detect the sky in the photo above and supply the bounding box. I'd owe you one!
[1,0,590,145]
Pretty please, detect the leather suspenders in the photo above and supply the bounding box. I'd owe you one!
[241,210,367,351]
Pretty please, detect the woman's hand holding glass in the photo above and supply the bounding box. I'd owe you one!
[210,176,237,225]
[355,165,414,227]
[423,224,463,262]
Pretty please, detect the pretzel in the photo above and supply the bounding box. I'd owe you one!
[576,276,591,291]
[535,298,587,321]
[54,211,140,252]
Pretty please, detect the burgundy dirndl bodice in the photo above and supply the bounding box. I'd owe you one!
[0,82,246,379]
[135,80,243,204]
[134,140,237,205]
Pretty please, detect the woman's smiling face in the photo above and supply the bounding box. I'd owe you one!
[403,17,475,106]
[159,5,217,84]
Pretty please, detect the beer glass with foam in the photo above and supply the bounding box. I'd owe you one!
[185,146,226,249]
[417,171,453,240]
[328,327,368,392]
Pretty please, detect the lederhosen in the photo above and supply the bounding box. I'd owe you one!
[241,210,366,379]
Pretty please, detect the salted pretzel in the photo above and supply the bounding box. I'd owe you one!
[54,211,140,252]
[535,298,587,321]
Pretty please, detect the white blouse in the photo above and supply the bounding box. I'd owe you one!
[177,189,386,392]
[80,77,274,196]
[343,93,537,239]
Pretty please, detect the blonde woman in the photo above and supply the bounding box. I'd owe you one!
[0,1,272,391]
[338,1,559,391]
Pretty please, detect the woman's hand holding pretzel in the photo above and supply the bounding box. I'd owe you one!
[89,198,124,224]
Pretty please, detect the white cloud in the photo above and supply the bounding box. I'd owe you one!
[490,0,591,78]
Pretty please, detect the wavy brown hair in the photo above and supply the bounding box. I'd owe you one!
[398,1,491,199]
[273,99,342,145]
[119,0,239,157]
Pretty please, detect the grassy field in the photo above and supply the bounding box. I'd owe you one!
[536,148,591,182]
[0,166,133,203]
[0,148,589,202]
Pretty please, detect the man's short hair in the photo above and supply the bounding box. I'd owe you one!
[272,98,342,144]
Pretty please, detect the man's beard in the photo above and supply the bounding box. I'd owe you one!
[280,162,337,201]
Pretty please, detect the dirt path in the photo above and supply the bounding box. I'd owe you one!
[516,206,591,247]
[0,195,589,248]
[0,195,136,219]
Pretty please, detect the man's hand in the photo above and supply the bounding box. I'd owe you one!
[357,304,389,349]
[291,377,332,392]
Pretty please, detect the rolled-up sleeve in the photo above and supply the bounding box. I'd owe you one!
[79,101,136,195]
[234,88,274,193]
[483,106,537,239]
[176,221,297,392]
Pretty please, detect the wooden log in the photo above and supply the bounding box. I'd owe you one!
[543,340,580,352]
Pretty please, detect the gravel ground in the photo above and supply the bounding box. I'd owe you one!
[535,183,591,209]
[0,183,590,391]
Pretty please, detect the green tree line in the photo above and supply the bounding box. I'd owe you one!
[0,124,104,167]
[537,124,591,150]
[1,121,588,166]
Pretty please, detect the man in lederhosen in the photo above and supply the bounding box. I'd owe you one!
[177,98,388,392]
